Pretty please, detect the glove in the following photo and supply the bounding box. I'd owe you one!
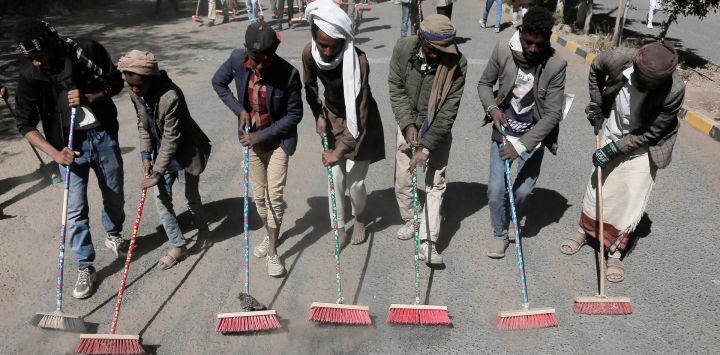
[593,141,620,167]
[585,102,604,135]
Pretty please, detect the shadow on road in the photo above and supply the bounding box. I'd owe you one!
[437,182,488,252]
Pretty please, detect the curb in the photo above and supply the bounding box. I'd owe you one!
[546,32,720,143]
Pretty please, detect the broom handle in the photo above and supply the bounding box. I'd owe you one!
[322,135,344,304]
[194,0,201,16]
[110,187,147,334]
[596,134,606,298]
[500,128,530,309]
[410,147,421,306]
[243,125,251,295]
[55,108,76,312]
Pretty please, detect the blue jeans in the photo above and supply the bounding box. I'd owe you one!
[487,141,544,238]
[400,2,418,37]
[61,129,125,269]
[483,0,502,28]
[245,0,259,23]
[155,170,207,247]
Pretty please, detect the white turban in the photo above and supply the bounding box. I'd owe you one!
[305,0,361,139]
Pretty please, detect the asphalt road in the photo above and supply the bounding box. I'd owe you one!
[0,1,719,354]
[592,0,720,65]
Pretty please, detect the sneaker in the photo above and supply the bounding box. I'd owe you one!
[105,233,128,258]
[266,254,286,277]
[206,20,215,27]
[495,27,500,33]
[254,235,270,258]
[479,19,486,28]
[396,220,415,240]
[418,241,443,265]
[487,236,510,259]
[647,23,653,29]
[72,267,97,299]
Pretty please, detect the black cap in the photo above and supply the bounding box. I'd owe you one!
[245,22,280,53]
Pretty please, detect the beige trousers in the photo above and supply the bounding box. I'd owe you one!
[394,127,451,242]
[247,145,288,229]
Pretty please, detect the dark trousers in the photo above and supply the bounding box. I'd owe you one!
[436,3,453,19]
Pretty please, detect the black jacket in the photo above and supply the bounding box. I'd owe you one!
[14,39,123,150]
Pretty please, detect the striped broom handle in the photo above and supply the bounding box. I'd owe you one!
[243,125,250,295]
[410,146,421,306]
[109,188,147,334]
[55,108,76,312]
[595,133,606,298]
[322,135,344,304]
[500,127,530,310]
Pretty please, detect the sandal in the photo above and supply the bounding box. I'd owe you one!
[606,257,625,283]
[158,247,187,270]
[560,230,587,255]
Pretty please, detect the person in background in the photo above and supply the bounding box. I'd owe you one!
[479,0,503,33]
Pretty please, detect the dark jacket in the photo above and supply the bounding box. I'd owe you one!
[211,49,303,156]
[130,72,211,177]
[477,40,567,155]
[589,47,685,169]
[388,37,467,152]
[301,43,385,163]
[14,39,123,150]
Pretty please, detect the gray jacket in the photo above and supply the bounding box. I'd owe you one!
[477,41,567,154]
[589,47,685,169]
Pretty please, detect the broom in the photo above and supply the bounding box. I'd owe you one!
[307,135,371,325]
[495,128,557,330]
[573,132,632,315]
[191,0,202,22]
[387,147,451,325]
[76,187,147,354]
[216,125,280,333]
[2,95,62,186]
[31,108,86,332]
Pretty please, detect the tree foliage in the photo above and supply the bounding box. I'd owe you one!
[660,0,720,38]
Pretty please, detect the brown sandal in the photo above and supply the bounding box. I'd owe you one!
[560,230,587,255]
[158,247,187,270]
[606,257,625,283]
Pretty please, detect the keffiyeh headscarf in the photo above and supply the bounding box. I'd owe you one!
[16,20,112,95]
[305,0,361,138]
[418,14,459,130]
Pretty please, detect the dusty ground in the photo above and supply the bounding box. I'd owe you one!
[1,1,719,354]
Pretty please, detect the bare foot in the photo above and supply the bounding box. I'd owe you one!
[351,220,366,245]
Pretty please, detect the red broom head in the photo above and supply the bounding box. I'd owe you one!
[307,304,372,325]
[495,313,558,331]
[75,336,144,354]
[216,312,281,333]
[574,301,632,315]
[386,307,452,325]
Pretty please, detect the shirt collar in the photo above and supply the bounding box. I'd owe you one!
[623,66,634,83]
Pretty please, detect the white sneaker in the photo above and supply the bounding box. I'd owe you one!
[105,233,128,258]
[418,241,443,265]
[479,19,486,28]
[396,220,415,240]
[253,235,270,258]
[647,23,653,29]
[266,254,286,277]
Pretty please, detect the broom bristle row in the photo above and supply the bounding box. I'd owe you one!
[75,338,145,354]
[386,308,452,325]
[307,306,372,325]
[216,314,281,333]
[495,313,558,330]
[573,302,632,315]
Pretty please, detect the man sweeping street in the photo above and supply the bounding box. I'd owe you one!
[303,0,385,246]
[212,22,303,277]
[118,50,212,270]
[560,41,685,283]
[389,14,467,265]
[477,7,567,259]
[12,19,127,299]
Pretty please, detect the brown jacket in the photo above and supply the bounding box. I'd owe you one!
[131,72,211,176]
[302,43,385,163]
[589,47,685,169]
